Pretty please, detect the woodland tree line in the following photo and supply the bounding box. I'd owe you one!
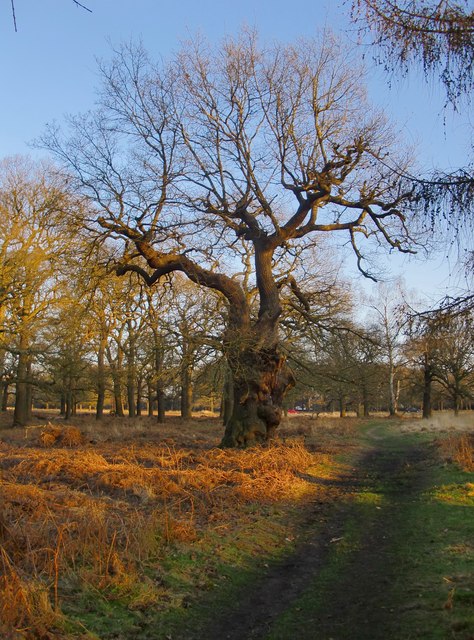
[2,1,474,444]
[1,156,472,429]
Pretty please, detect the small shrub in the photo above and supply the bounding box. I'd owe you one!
[39,424,84,448]
[439,434,474,472]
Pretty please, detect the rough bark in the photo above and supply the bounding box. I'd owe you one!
[96,334,107,420]
[113,377,125,416]
[180,363,193,420]
[60,393,66,416]
[218,238,297,446]
[147,381,154,417]
[107,333,125,417]
[127,384,136,418]
[153,333,166,423]
[13,333,32,426]
[1,382,9,411]
[221,346,295,448]
[126,324,136,418]
[136,376,143,416]
[156,381,165,423]
[221,367,234,426]
[65,389,73,420]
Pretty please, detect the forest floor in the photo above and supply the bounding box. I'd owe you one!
[0,411,473,639]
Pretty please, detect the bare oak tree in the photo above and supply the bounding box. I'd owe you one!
[432,310,474,413]
[43,32,417,446]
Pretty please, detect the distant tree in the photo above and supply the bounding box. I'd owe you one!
[141,288,173,422]
[350,327,384,416]
[168,282,222,420]
[405,313,438,418]
[436,312,474,414]
[366,282,408,415]
[48,249,113,420]
[43,32,418,446]
[425,309,474,413]
[0,157,84,426]
[297,321,383,417]
[43,306,94,419]
[282,264,355,415]
[405,305,474,416]
[106,273,146,419]
[87,266,113,420]
[317,330,360,416]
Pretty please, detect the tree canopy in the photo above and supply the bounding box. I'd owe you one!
[42,31,420,445]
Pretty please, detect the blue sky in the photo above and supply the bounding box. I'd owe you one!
[1,0,471,305]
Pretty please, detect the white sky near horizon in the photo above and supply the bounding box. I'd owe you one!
[0,0,472,309]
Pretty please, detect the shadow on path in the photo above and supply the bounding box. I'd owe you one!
[184,426,434,640]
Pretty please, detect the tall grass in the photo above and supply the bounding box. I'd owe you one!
[438,433,474,471]
[0,419,329,638]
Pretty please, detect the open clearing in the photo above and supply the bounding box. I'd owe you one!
[1,412,473,639]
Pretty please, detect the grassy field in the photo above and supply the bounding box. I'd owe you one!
[0,411,473,639]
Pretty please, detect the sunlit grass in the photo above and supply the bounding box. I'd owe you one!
[432,482,474,506]
[353,491,384,505]
[0,416,336,638]
[1,414,472,638]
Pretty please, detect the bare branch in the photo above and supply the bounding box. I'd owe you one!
[10,0,92,31]
[10,0,17,32]
[72,0,92,12]
[350,0,474,105]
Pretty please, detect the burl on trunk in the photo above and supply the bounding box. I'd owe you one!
[221,346,295,448]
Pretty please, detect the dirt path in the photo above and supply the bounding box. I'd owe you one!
[186,426,434,640]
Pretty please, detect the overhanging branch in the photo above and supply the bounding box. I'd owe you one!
[10,0,92,31]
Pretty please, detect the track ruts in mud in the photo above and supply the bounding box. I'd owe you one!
[185,432,431,640]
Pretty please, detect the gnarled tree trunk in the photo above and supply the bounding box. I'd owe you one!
[221,344,295,448]
[116,236,298,446]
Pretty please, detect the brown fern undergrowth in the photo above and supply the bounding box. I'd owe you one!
[0,414,350,639]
